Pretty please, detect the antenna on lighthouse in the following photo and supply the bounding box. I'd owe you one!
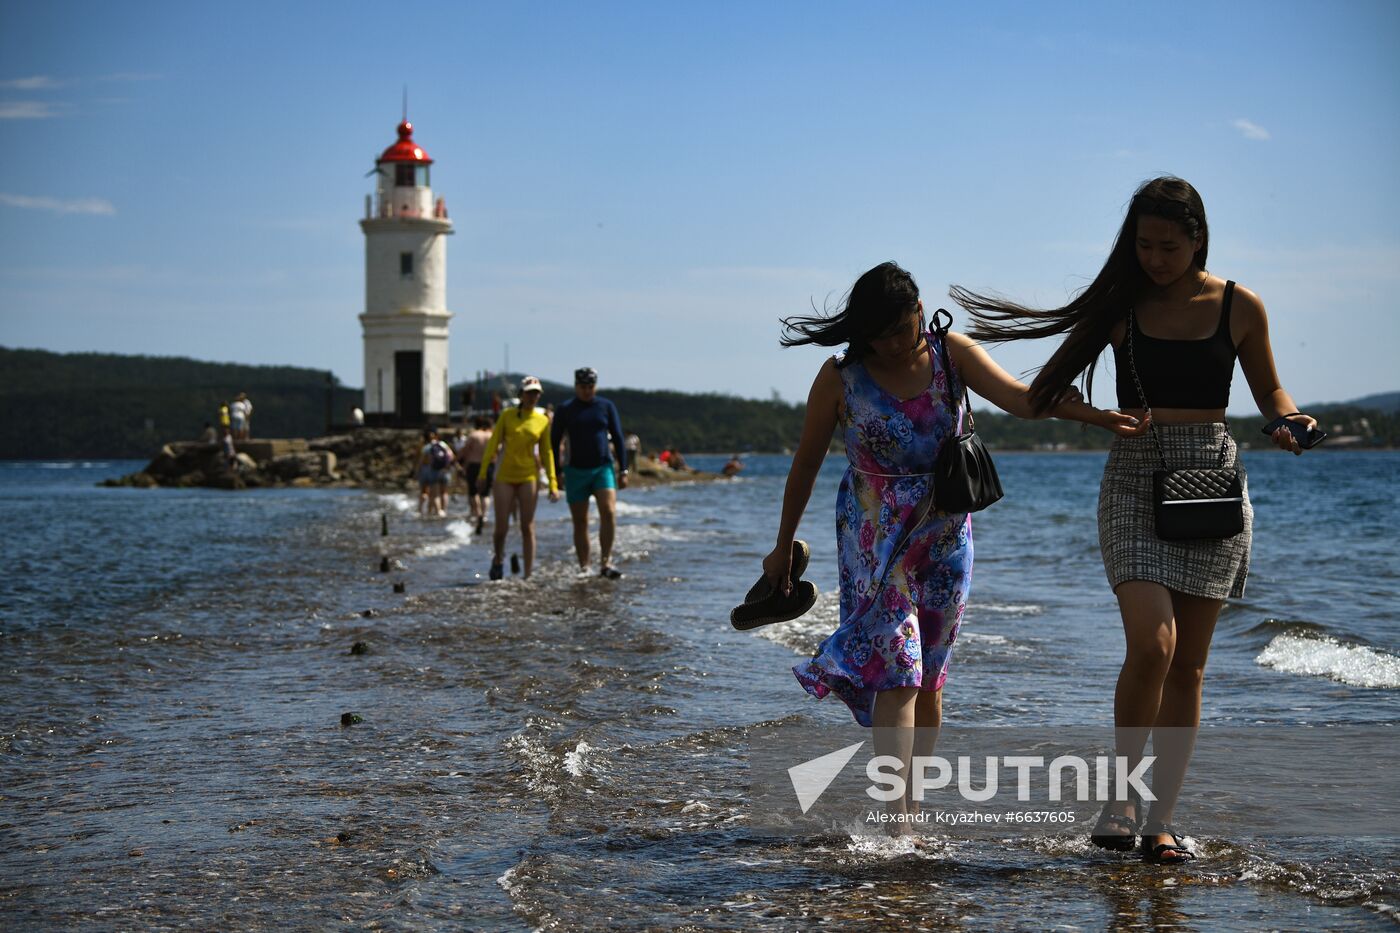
[402,85,408,122]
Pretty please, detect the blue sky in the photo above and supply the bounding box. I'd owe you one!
[1,1,1397,412]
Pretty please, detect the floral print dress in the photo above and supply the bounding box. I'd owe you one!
[793,333,974,726]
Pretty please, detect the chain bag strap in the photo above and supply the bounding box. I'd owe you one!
[1125,307,1244,540]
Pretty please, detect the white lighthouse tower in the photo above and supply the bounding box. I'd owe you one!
[359,118,453,425]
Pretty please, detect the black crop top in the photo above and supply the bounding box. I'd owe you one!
[1115,280,1237,410]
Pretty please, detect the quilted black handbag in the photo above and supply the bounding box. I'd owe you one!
[931,310,1004,514]
[1126,308,1244,541]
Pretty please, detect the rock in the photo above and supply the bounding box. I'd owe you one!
[379,556,391,573]
[340,712,363,726]
[349,640,369,654]
[392,582,406,594]
[267,453,325,480]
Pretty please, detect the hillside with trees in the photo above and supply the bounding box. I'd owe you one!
[2,348,1395,459]
[0,348,359,459]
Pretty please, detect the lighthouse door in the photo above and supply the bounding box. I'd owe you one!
[394,351,424,423]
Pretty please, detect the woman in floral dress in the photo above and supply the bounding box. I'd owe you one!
[763,262,1143,827]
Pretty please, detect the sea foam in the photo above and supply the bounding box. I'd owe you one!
[1256,634,1400,689]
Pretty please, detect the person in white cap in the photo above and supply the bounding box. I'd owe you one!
[478,376,559,580]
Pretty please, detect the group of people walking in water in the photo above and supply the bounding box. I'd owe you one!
[413,368,630,583]
[762,177,1318,864]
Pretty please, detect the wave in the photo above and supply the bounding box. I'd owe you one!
[972,602,1044,617]
[1256,634,1400,689]
[377,492,416,513]
[1242,617,1330,643]
[613,500,674,518]
[416,519,477,557]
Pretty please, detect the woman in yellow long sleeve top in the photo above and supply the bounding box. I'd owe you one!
[478,377,559,580]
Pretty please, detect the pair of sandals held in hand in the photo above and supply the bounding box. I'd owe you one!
[730,540,818,630]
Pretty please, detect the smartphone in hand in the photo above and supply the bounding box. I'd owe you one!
[1262,416,1326,449]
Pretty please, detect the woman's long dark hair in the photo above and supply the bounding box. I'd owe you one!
[951,176,1209,413]
[781,261,921,362]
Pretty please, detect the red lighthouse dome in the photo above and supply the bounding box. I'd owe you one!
[378,120,433,164]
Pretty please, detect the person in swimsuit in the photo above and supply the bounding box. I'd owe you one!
[457,416,494,534]
[952,176,1318,863]
[551,367,629,579]
[479,377,559,580]
[764,262,1140,832]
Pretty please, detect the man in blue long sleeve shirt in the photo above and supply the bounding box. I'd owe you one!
[551,367,628,578]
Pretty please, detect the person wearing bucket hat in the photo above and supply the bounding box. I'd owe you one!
[478,376,558,580]
[551,366,629,579]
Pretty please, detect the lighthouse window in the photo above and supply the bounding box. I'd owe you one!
[394,163,416,187]
[400,252,414,277]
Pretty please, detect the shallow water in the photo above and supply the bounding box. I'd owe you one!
[1,454,1396,929]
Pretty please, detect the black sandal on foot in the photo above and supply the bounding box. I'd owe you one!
[1089,790,1141,852]
[1140,824,1196,865]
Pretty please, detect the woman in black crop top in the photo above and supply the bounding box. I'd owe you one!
[951,176,1318,865]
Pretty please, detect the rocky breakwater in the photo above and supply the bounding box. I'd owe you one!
[103,431,722,490]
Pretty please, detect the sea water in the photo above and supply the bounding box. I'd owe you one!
[1,453,1396,929]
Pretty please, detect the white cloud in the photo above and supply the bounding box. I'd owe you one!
[1232,118,1271,141]
[0,76,63,90]
[0,101,58,119]
[0,193,116,215]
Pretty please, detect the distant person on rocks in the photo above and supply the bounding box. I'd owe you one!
[458,417,494,534]
[551,366,628,579]
[351,406,365,426]
[668,449,689,471]
[221,426,238,471]
[479,377,559,580]
[230,393,253,440]
[199,422,217,444]
[219,402,231,435]
[659,448,672,466]
[625,433,640,472]
[722,454,744,477]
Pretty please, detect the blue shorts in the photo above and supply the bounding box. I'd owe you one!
[564,463,616,504]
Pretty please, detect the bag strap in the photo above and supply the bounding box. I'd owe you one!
[932,308,976,435]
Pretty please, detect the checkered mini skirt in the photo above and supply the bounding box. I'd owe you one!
[1098,423,1252,600]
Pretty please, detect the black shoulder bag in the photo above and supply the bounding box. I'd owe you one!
[931,310,1004,513]
[1125,305,1244,540]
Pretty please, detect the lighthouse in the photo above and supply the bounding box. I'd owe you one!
[359,118,453,425]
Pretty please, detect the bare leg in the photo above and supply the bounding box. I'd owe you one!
[907,688,943,819]
[569,499,591,569]
[595,487,617,567]
[1109,581,1177,829]
[1143,591,1221,853]
[492,481,519,565]
[872,686,919,835]
[516,481,540,578]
